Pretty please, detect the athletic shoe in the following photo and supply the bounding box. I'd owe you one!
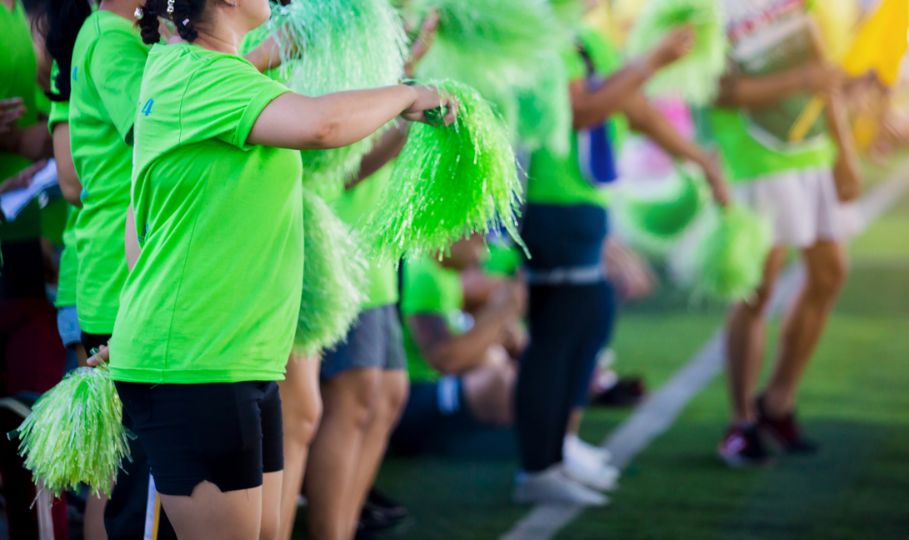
[562,450,620,492]
[591,377,646,408]
[564,434,612,466]
[717,424,772,467]
[363,488,407,525]
[513,465,609,506]
[756,396,819,454]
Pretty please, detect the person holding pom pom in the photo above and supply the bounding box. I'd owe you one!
[103,0,454,538]
[514,5,729,506]
[710,0,860,467]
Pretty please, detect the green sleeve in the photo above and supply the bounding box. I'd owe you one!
[47,63,68,133]
[180,54,289,150]
[563,44,585,81]
[402,259,450,316]
[89,29,148,143]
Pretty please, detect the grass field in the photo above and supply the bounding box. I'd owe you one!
[345,186,909,539]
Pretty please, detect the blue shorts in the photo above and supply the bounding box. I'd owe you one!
[56,305,81,348]
[321,305,406,380]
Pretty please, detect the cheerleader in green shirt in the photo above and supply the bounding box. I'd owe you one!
[103,0,455,537]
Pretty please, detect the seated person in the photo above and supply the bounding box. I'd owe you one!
[390,234,525,455]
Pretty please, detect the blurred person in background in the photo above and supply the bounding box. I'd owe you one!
[390,234,525,456]
[710,0,861,466]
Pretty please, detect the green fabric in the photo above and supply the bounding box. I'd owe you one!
[331,163,398,309]
[69,11,149,333]
[527,27,625,208]
[48,62,79,308]
[401,256,464,383]
[0,0,40,243]
[55,206,79,307]
[483,241,521,277]
[705,0,835,182]
[110,43,301,384]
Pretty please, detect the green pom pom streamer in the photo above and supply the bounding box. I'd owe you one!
[614,169,706,254]
[627,0,728,106]
[268,0,408,194]
[694,205,771,301]
[295,189,368,356]
[411,0,573,153]
[369,79,525,259]
[16,365,129,498]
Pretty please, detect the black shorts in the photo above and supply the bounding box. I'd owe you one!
[115,381,284,496]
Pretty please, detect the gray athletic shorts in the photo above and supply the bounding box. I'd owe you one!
[320,305,406,379]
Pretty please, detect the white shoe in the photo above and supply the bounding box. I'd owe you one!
[563,448,620,492]
[564,434,612,465]
[513,464,609,506]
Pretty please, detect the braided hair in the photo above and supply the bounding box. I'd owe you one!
[137,0,205,44]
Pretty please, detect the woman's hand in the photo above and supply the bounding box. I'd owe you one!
[0,97,25,134]
[401,85,458,126]
[647,26,695,71]
[0,160,46,195]
[86,345,110,367]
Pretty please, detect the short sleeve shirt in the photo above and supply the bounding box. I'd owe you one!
[69,11,149,332]
[527,27,626,208]
[110,43,303,384]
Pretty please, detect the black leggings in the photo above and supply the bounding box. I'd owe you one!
[515,281,616,472]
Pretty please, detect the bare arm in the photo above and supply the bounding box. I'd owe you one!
[572,27,693,131]
[347,122,409,189]
[247,84,455,149]
[245,35,283,74]
[410,282,524,375]
[52,123,82,207]
[714,63,841,108]
[623,93,730,205]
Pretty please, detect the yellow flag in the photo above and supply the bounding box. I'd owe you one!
[841,0,909,86]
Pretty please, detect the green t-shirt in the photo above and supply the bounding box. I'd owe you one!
[109,43,302,384]
[706,0,835,182]
[331,164,398,309]
[48,63,79,307]
[401,256,465,383]
[0,0,40,243]
[527,28,625,208]
[69,10,149,333]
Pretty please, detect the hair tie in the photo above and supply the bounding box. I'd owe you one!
[133,6,143,18]
[166,0,174,14]
[182,18,190,26]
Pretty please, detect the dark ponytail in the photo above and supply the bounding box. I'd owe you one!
[137,0,205,45]
[40,0,92,101]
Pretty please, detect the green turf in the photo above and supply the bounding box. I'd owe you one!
[559,190,909,540]
[297,179,909,539]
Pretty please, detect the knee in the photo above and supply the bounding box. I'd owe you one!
[383,374,409,421]
[806,256,847,299]
[284,396,322,447]
[743,281,775,314]
[343,372,383,432]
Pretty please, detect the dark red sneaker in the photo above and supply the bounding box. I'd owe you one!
[756,396,819,455]
[718,425,772,467]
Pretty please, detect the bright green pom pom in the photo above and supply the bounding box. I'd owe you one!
[694,205,771,300]
[369,80,524,259]
[412,0,573,153]
[294,189,368,356]
[615,170,706,254]
[16,366,129,498]
[269,0,408,194]
[627,0,728,106]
